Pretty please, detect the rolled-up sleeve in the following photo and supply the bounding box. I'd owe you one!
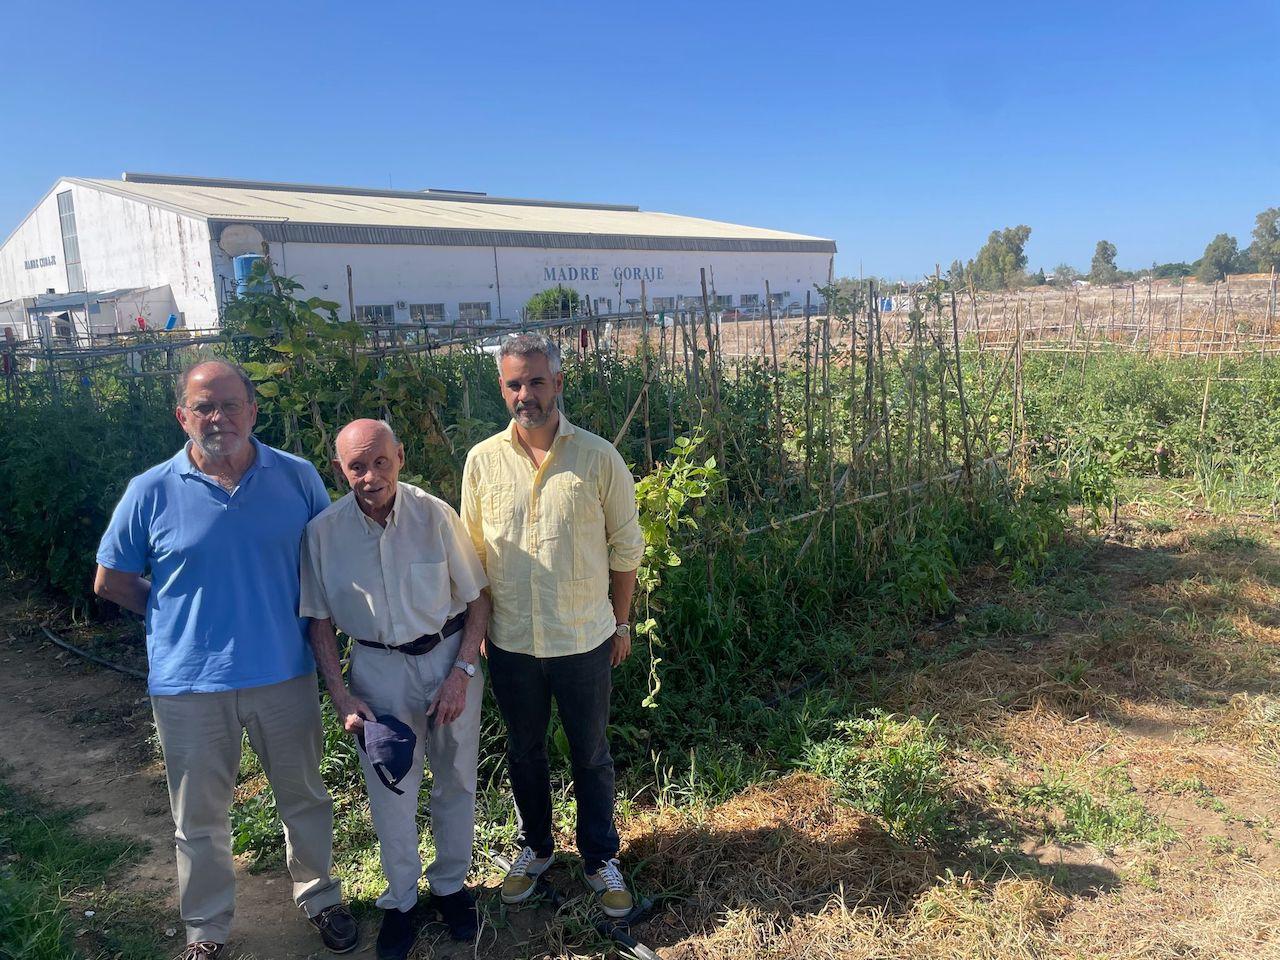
[460,451,488,575]
[601,449,644,572]
[297,524,331,621]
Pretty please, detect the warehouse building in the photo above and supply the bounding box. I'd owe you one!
[0,172,836,337]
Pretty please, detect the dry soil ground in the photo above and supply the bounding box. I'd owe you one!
[3,486,1280,959]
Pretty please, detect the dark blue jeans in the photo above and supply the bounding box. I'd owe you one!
[487,636,619,873]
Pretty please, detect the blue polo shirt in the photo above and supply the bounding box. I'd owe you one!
[96,438,331,696]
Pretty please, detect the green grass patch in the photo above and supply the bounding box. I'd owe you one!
[1019,767,1175,854]
[801,710,954,848]
[1189,527,1264,553]
[963,603,1045,638]
[0,773,164,960]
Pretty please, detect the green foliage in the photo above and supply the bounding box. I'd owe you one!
[633,433,722,708]
[1090,240,1120,284]
[524,285,581,320]
[1251,207,1280,274]
[966,225,1033,291]
[0,389,180,612]
[802,711,955,847]
[1152,261,1193,279]
[1019,768,1175,853]
[1052,263,1081,284]
[1196,233,1238,283]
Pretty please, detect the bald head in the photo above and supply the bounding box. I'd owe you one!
[334,418,399,458]
[332,419,405,522]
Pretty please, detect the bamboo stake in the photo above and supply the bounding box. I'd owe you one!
[802,290,814,489]
[639,279,654,472]
[765,280,784,485]
[699,268,727,473]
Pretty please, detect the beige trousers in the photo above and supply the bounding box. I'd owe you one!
[349,631,483,910]
[151,673,342,944]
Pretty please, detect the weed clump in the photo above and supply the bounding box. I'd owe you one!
[801,711,955,848]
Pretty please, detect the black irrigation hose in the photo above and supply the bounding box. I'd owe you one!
[40,626,146,681]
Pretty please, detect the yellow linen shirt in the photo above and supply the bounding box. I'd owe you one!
[298,482,487,645]
[461,414,645,658]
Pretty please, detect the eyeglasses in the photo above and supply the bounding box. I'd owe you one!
[186,400,249,418]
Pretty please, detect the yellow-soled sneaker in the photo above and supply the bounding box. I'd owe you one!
[584,858,633,918]
[500,846,553,905]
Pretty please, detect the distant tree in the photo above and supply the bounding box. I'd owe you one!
[1031,267,1047,286]
[1234,244,1259,275]
[1053,263,1081,284]
[1152,261,1193,279]
[947,259,966,286]
[1250,208,1280,274]
[1196,234,1238,283]
[524,285,580,320]
[1090,240,1120,284]
[968,225,1032,291]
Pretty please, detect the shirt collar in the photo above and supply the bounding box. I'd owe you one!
[175,436,270,477]
[343,481,402,532]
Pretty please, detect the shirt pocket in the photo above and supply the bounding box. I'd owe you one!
[407,561,450,626]
[482,480,516,582]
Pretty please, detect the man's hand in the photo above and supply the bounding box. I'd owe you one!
[333,690,375,734]
[427,669,470,725]
[610,630,632,667]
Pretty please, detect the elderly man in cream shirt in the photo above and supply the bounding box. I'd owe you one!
[300,419,489,960]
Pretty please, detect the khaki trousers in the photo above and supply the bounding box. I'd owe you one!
[349,631,482,910]
[151,673,341,944]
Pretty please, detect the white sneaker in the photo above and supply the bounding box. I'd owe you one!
[500,846,553,905]
[584,858,633,918]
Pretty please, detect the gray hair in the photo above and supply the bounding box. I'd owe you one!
[496,332,562,375]
[333,419,399,456]
[175,357,256,406]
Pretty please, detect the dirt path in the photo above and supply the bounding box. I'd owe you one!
[0,598,368,960]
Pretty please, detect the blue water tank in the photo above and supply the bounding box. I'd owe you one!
[233,254,266,295]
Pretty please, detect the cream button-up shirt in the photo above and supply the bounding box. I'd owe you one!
[299,482,487,646]
[461,414,645,658]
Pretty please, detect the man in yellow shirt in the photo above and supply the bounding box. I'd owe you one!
[461,333,645,918]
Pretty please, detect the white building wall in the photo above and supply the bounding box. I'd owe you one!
[227,240,833,323]
[0,181,220,330]
[71,186,219,329]
[0,187,68,303]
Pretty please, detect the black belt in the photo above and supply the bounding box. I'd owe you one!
[355,612,466,655]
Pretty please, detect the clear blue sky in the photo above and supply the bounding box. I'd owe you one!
[3,0,1277,278]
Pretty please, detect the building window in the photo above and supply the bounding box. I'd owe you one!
[769,291,788,308]
[712,294,732,309]
[356,304,395,322]
[458,301,491,323]
[410,303,445,323]
[652,296,675,311]
[57,191,84,292]
[740,294,760,307]
[593,298,612,315]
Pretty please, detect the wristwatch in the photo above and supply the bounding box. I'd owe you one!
[615,622,631,639]
[453,659,477,677]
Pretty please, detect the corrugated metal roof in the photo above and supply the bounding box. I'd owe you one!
[29,288,148,310]
[68,175,836,253]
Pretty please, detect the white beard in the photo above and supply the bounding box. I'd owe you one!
[196,431,247,458]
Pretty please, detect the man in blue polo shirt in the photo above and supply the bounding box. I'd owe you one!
[94,358,358,960]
